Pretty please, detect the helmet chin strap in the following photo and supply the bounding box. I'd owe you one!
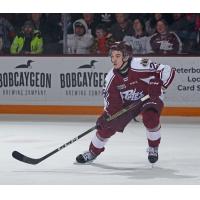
[118,57,129,75]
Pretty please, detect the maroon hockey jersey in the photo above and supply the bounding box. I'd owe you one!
[103,58,175,115]
[150,32,182,54]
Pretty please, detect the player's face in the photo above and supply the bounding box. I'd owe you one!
[111,50,124,69]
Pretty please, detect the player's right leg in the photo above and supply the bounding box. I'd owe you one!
[76,129,115,163]
[141,98,163,164]
[142,109,161,164]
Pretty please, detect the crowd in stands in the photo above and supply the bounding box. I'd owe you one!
[0,13,200,55]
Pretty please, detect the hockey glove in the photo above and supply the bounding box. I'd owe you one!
[148,78,163,100]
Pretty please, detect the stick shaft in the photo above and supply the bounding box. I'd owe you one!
[39,125,97,162]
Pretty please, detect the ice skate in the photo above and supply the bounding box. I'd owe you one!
[76,151,97,164]
[147,147,158,164]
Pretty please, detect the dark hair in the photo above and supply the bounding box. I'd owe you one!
[157,19,168,27]
[95,23,107,32]
[110,41,132,58]
[133,17,146,32]
[149,13,163,28]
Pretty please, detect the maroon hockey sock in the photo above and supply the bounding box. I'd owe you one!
[148,138,161,147]
[89,142,105,156]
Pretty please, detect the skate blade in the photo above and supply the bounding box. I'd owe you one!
[73,161,94,165]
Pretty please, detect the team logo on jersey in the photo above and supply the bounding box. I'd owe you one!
[120,89,144,101]
[157,41,173,50]
[140,58,149,67]
[117,84,126,90]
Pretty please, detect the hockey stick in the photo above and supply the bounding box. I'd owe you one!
[12,125,97,165]
[12,94,149,165]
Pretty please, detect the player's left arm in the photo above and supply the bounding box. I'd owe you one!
[131,58,175,90]
[146,59,175,89]
[156,63,176,89]
[147,60,176,100]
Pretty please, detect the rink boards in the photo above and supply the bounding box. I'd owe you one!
[0,56,199,116]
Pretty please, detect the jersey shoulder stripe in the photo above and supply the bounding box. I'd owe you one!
[104,69,115,92]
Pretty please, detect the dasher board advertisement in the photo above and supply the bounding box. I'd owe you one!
[0,56,199,107]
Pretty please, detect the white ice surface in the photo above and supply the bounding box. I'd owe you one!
[0,115,200,185]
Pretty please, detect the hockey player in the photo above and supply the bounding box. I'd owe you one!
[76,41,175,164]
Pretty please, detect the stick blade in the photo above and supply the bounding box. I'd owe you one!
[12,151,41,165]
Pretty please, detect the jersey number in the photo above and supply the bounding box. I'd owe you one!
[150,62,160,70]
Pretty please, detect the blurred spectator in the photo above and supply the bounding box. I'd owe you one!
[110,13,133,41]
[66,19,93,54]
[0,13,199,55]
[170,14,190,33]
[170,13,196,52]
[123,18,152,54]
[0,15,15,54]
[0,36,3,54]
[195,14,200,32]
[31,13,44,30]
[7,14,27,33]
[10,20,43,55]
[185,14,197,52]
[195,14,200,45]
[42,14,63,54]
[62,14,73,34]
[30,13,51,42]
[26,13,63,54]
[91,23,114,54]
[82,13,99,37]
[145,13,163,36]
[150,19,182,55]
[43,14,63,43]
